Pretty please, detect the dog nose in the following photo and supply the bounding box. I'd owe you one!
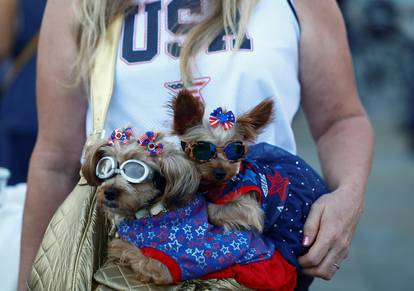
[213,168,226,180]
[104,188,117,201]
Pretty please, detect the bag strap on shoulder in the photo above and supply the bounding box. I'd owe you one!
[86,15,123,147]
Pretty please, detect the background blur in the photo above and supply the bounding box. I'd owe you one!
[294,0,414,290]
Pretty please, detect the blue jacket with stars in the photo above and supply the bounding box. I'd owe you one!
[117,195,275,282]
[207,143,331,268]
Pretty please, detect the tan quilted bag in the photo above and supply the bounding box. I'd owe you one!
[27,14,122,291]
[27,14,249,291]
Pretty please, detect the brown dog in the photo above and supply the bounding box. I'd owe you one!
[171,90,274,232]
[82,129,199,284]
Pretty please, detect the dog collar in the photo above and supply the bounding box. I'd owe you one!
[135,201,167,219]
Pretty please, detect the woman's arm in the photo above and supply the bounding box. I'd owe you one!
[0,0,16,58]
[295,0,374,280]
[18,0,87,289]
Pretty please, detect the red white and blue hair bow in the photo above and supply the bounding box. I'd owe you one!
[137,131,164,156]
[209,107,235,130]
[108,127,133,145]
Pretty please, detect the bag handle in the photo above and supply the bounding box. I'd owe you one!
[86,15,123,147]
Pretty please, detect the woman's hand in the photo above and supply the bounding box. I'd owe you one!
[298,186,364,279]
[295,0,374,280]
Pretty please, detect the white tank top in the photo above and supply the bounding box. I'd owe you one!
[87,0,301,154]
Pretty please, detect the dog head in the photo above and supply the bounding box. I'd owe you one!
[171,89,274,187]
[82,129,200,219]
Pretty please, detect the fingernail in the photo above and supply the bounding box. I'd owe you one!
[303,235,310,246]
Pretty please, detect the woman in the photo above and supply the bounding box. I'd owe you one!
[19,0,373,289]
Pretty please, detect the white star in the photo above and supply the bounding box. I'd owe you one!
[186,233,193,240]
[191,248,204,260]
[172,226,179,233]
[168,232,176,241]
[230,241,240,250]
[220,246,230,255]
[195,226,206,236]
[186,248,193,255]
[238,237,248,246]
[160,223,168,229]
[168,240,182,252]
[212,252,218,259]
[136,233,144,243]
[185,207,192,216]
[147,231,155,240]
[183,224,192,234]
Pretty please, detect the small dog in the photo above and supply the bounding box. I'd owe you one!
[82,128,199,284]
[171,90,274,232]
[82,128,282,287]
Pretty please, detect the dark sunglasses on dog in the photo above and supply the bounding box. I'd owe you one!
[181,141,247,163]
[95,157,154,184]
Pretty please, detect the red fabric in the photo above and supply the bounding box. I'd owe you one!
[214,185,261,205]
[141,247,182,283]
[203,251,297,291]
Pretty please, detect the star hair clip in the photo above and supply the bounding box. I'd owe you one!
[108,127,133,145]
[209,107,235,130]
[137,131,164,156]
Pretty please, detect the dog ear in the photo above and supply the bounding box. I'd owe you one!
[81,141,111,186]
[158,152,200,209]
[171,89,205,135]
[236,98,274,141]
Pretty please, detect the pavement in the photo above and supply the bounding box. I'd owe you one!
[292,108,414,291]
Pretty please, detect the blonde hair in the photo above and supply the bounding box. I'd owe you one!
[74,0,258,86]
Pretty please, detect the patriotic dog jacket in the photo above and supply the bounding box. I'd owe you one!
[206,143,331,268]
[117,195,275,283]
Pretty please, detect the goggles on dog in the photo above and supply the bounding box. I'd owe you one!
[95,157,154,184]
[181,141,247,163]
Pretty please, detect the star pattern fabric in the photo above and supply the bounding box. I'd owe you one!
[247,143,331,268]
[117,196,275,282]
[206,143,331,268]
[205,159,290,230]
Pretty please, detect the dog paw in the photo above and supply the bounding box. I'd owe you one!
[207,194,264,232]
[107,239,173,285]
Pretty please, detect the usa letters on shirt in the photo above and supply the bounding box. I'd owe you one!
[121,0,253,64]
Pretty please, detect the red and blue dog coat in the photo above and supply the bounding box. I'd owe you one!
[207,143,331,268]
[117,195,275,283]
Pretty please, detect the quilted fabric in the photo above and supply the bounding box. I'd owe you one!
[94,261,252,291]
[27,177,254,291]
[27,177,110,291]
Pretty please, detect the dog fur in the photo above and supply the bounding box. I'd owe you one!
[82,131,200,284]
[171,90,274,232]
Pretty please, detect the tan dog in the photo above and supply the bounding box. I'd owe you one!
[171,90,274,232]
[82,129,199,284]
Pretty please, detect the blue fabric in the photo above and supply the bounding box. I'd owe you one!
[0,0,46,185]
[117,195,275,281]
[206,159,290,232]
[244,143,331,268]
[13,0,47,57]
